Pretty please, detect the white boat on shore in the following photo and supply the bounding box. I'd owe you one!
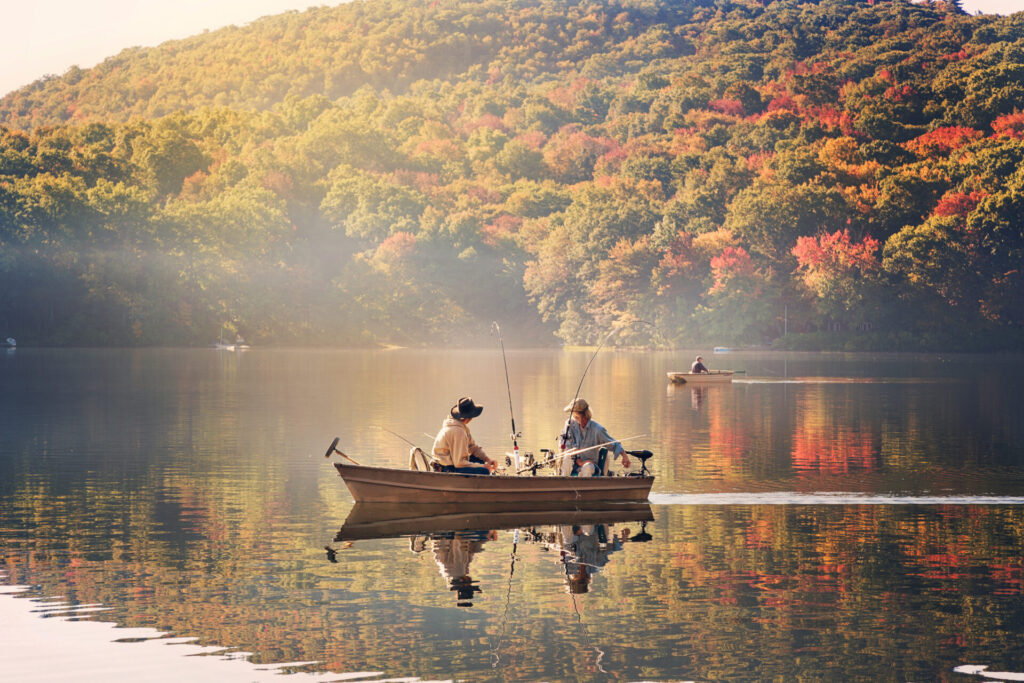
[667,370,735,384]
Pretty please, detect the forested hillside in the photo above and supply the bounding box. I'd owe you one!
[2,0,1023,348]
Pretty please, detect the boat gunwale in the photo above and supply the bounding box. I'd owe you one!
[334,462,653,493]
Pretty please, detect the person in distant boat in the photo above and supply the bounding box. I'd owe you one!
[432,397,497,475]
[691,355,709,373]
[559,398,630,477]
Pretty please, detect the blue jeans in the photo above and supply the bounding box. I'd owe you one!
[440,465,490,475]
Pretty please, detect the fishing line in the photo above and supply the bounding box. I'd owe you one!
[374,425,424,451]
[489,528,520,669]
[562,320,654,445]
[563,552,607,675]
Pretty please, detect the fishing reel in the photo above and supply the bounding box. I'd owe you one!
[505,449,538,473]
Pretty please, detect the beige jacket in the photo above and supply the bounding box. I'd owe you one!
[432,416,487,468]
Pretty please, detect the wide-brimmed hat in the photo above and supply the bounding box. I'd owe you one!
[450,576,481,605]
[567,567,590,594]
[450,397,483,419]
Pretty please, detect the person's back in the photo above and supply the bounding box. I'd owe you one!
[691,355,708,373]
[432,397,495,475]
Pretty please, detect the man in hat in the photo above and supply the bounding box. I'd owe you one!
[691,355,709,373]
[431,397,497,474]
[560,398,630,477]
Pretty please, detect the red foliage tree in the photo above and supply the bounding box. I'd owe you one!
[709,246,759,296]
[792,230,880,324]
[991,112,1024,139]
[905,126,982,157]
[933,190,987,218]
[709,98,744,116]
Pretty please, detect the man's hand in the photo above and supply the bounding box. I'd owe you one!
[620,453,631,468]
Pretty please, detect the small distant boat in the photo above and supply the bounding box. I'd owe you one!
[214,329,250,351]
[713,346,731,353]
[667,370,735,384]
[2,337,15,348]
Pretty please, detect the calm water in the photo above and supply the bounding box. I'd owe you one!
[2,348,1024,682]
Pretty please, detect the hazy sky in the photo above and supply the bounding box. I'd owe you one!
[0,0,1021,97]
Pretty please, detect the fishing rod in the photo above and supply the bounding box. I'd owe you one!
[567,320,655,411]
[491,321,522,469]
[375,425,423,450]
[517,435,647,474]
[376,426,435,470]
[561,320,654,448]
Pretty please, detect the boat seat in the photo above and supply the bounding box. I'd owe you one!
[571,448,608,477]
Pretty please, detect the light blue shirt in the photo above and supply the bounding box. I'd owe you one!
[561,418,624,463]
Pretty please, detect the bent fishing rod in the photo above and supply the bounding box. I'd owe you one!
[492,321,522,463]
[561,320,654,444]
[516,435,647,474]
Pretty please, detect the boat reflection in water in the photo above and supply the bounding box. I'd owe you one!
[334,502,654,606]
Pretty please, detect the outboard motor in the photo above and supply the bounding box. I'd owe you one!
[626,450,653,477]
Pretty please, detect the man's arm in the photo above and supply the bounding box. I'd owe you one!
[598,424,630,468]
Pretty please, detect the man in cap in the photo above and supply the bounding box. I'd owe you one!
[691,355,709,373]
[560,398,630,477]
[431,397,497,474]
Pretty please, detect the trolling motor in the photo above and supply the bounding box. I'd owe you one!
[625,449,653,477]
[629,519,653,543]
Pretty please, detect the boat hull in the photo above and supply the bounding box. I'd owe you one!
[667,371,734,384]
[334,462,654,503]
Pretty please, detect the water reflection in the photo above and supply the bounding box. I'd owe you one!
[2,349,1024,681]
[426,531,492,606]
[335,503,655,607]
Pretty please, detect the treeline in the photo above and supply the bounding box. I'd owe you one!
[2,0,1024,348]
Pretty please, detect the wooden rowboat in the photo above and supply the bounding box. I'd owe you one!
[333,462,654,504]
[667,370,734,384]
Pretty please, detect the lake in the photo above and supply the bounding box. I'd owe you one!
[2,348,1024,682]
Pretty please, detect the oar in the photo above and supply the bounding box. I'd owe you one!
[324,437,361,465]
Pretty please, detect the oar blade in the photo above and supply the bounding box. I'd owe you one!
[324,437,340,458]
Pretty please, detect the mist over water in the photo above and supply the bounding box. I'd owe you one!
[2,348,1024,681]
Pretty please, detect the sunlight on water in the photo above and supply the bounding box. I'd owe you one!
[651,492,1024,505]
[2,349,1023,681]
[0,583,415,683]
